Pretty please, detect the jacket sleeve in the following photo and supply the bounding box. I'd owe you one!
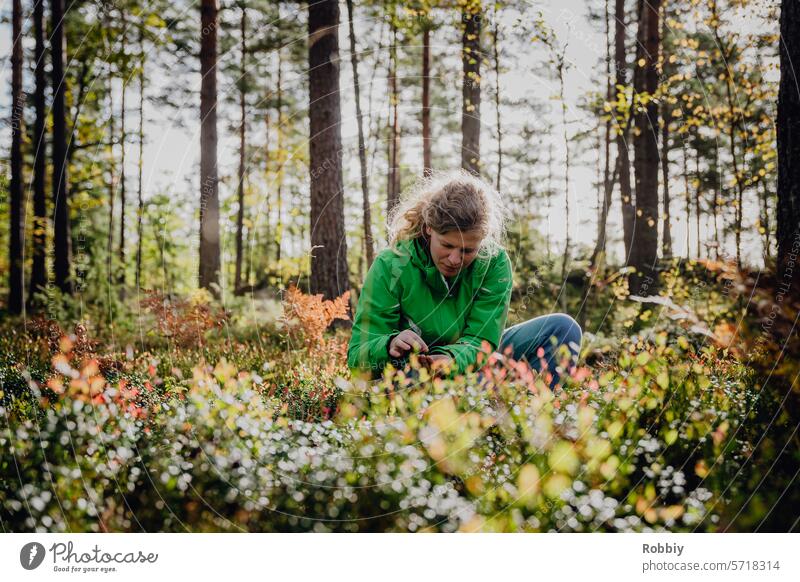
[436,250,513,375]
[347,252,402,377]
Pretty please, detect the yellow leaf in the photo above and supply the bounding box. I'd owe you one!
[517,464,541,504]
[548,441,580,475]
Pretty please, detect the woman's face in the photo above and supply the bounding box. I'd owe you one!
[425,226,484,277]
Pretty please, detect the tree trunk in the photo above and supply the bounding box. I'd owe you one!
[30,0,48,305]
[52,0,72,294]
[558,59,571,298]
[107,72,116,291]
[387,13,400,216]
[759,178,771,262]
[694,141,701,258]
[546,140,553,261]
[492,8,502,191]
[461,0,481,175]
[118,49,127,290]
[659,2,672,259]
[615,0,634,264]
[661,99,672,258]
[308,0,350,301]
[275,48,283,264]
[630,0,660,296]
[422,24,432,177]
[580,0,616,328]
[8,0,24,313]
[136,21,146,290]
[591,0,615,268]
[345,0,374,267]
[777,0,800,289]
[234,6,247,293]
[710,2,745,269]
[681,139,691,259]
[712,139,721,259]
[199,0,221,297]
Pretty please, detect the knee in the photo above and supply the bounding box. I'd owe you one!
[549,314,582,352]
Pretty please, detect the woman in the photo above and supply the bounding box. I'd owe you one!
[347,171,582,386]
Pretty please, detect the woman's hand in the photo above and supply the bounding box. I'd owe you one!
[419,354,453,375]
[388,330,429,358]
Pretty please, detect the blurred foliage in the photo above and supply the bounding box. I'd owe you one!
[1,275,794,532]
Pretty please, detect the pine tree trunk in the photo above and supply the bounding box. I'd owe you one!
[136,21,146,291]
[777,0,800,289]
[759,178,771,262]
[275,47,283,264]
[118,54,127,290]
[712,140,721,260]
[592,0,615,268]
[308,0,350,301]
[681,140,691,259]
[8,0,24,313]
[461,0,481,175]
[580,0,616,328]
[107,72,116,291]
[234,6,247,293]
[52,0,72,294]
[30,0,48,305]
[492,9,502,191]
[661,99,672,258]
[694,142,701,258]
[345,0,374,267]
[387,14,400,215]
[615,0,634,264]
[710,2,745,269]
[630,0,660,296]
[558,60,571,297]
[422,24,432,177]
[199,0,221,296]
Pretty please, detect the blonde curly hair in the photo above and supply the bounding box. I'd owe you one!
[386,170,508,259]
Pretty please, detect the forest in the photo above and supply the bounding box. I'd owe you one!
[0,0,799,533]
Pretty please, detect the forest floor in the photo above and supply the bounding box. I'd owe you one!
[1,260,798,532]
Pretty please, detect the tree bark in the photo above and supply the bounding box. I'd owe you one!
[106,70,116,291]
[8,0,24,313]
[777,0,800,290]
[345,0,374,267]
[52,0,72,294]
[136,20,146,290]
[275,48,283,264]
[659,2,672,258]
[591,0,615,268]
[461,0,482,175]
[710,2,745,268]
[492,7,502,191]
[308,0,350,300]
[694,139,701,258]
[234,5,247,293]
[30,0,48,305]
[630,0,660,295]
[199,0,221,297]
[422,24,432,177]
[661,99,672,258]
[615,0,634,264]
[387,12,400,216]
[759,178,771,262]
[681,139,691,258]
[118,38,127,290]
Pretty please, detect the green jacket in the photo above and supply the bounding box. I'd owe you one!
[347,237,513,377]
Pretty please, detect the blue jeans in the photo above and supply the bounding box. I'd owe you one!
[497,314,583,387]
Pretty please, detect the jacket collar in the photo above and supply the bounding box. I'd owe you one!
[407,237,468,297]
